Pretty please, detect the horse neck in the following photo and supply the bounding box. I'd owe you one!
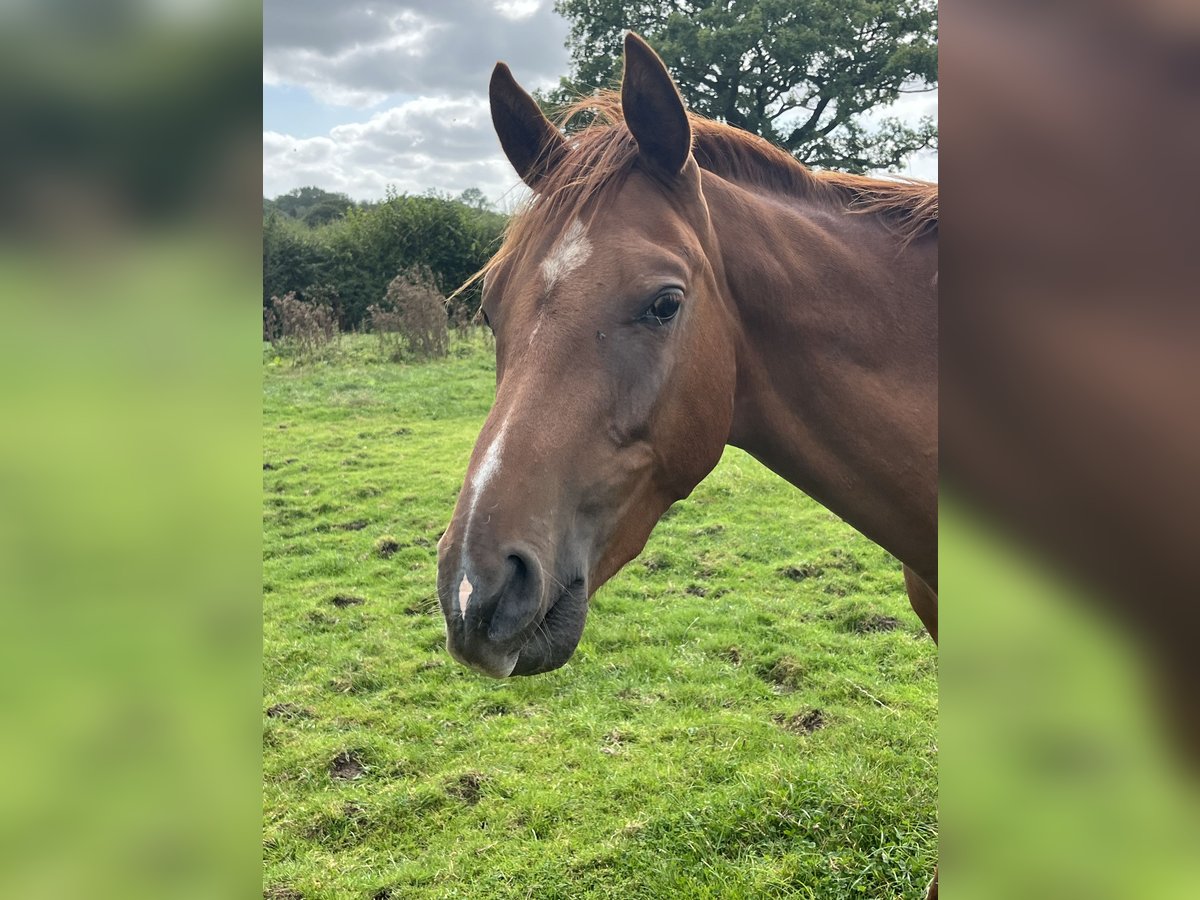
[704,175,938,575]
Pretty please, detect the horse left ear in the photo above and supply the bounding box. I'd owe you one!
[621,32,692,178]
[490,61,567,189]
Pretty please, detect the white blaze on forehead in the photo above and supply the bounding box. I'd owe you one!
[457,575,473,616]
[540,218,592,290]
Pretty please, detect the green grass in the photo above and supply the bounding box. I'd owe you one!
[263,334,937,899]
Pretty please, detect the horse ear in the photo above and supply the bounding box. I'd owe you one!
[621,32,692,178]
[490,62,566,189]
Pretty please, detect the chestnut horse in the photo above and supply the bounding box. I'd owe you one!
[436,30,938,898]
[438,33,936,675]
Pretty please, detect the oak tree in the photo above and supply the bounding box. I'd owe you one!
[550,0,937,172]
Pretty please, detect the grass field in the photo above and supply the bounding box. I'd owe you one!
[263,334,937,899]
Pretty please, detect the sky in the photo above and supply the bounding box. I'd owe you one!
[263,1,938,208]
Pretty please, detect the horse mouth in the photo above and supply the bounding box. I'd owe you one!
[440,565,589,679]
[509,577,589,676]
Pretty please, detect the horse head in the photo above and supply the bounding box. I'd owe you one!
[436,34,738,677]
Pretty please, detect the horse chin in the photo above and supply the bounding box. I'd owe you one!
[510,579,589,676]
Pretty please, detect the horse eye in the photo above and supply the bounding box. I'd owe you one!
[644,291,682,324]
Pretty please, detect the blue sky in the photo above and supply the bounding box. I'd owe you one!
[262,84,379,138]
[263,2,937,205]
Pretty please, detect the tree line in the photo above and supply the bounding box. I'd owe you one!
[263,186,506,331]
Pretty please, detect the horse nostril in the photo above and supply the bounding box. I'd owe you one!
[506,552,529,594]
[483,547,543,643]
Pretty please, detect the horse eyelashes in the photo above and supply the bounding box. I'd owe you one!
[643,291,682,324]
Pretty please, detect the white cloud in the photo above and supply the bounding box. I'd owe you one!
[263,1,569,106]
[263,97,525,204]
[494,0,542,20]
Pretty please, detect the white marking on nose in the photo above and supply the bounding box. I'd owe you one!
[469,417,509,513]
[540,218,591,290]
[457,575,473,615]
[460,416,510,569]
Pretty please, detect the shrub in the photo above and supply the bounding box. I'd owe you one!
[263,190,507,330]
[264,291,339,361]
[301,282,345,329]
[368,266,449,361]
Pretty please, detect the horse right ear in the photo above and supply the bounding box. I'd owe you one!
[621,32,692,179]
[490,62,566,190]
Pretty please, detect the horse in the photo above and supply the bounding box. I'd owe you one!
[436,32,937,893]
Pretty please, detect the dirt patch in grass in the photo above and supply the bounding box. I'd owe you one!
[264,886,303,899]
[372,890,394,900]
[759,655,805,690]
[263,462,276,471]
[375,536,401,558]
[780,563,824,580]
[853,614,901,633]
[339,519,369,531]
[342,802,369,825]
[781,549,865,582]
[307,610,335,628]
[641,555,670,572]
[329,750,365,781]
[601,729,633,756]
[774,708,826,734]
[329,594,365,608]
[446,772,486,804]
[685,583,708,597]
[720,646,742,666]
[266,703,313,720]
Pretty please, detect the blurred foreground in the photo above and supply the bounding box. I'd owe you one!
[0,3,261,898]
[942,0,1200,894]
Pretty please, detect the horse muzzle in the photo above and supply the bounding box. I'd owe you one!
[438,540,589,678]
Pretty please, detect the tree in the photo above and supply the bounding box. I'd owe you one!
[549,0,937,173]
[265,186,354,222]
[302,196,353,226]
[456,187,491,211]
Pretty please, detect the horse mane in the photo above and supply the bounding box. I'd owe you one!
[464,91,936,298]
